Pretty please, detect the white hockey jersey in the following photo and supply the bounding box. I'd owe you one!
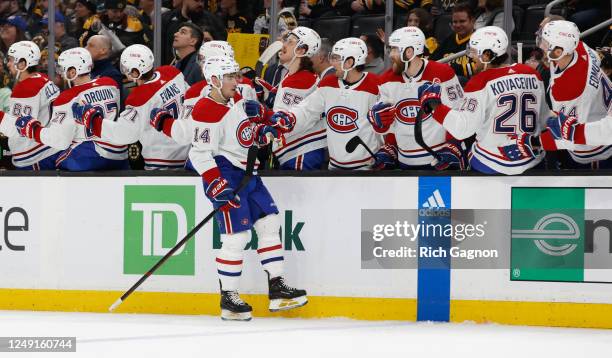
[548,40,612,163]
[290,72,382,170]
[96,66,189,169]
[40,77,124,160]
[378,60,463,166]
[0,73,60,167]
[432,64,548,175]
[182,96,259,175]
[272,70,326,165]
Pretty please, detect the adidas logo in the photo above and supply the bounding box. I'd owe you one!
[422,189,446,208]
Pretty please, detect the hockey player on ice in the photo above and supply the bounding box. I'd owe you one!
[245,26,327,170]
[530,20,612,169]
[0,41,61,170]
[14,47,127,171]
[371,26,465,171]
[269,37,383,170]
[75,44,190,170]
[150,56,307,321]
[418,26,549,175]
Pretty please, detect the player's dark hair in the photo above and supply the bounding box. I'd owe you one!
[355,64,365,72]
[140,68,155,81]
[489,51,509,66]
[298,56,314,73]
[452,2,475,19]
[362,34,384,59]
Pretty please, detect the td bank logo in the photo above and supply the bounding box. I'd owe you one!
[124,185,195,275]
[511,213,580,256]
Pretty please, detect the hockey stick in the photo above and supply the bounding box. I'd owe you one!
[415,79,443,165]
[345,135,377,160]
[255,40,283,77]
[109,146,259,312]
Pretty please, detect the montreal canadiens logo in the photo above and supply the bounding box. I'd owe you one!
[394,98,423,125]
[326,106,359,133]
[236,119,254,148]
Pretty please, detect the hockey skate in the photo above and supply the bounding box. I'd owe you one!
[220,289,252,321]
[267,272,308,312]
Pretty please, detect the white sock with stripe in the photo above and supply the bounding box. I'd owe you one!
[254,214,284,278]
[217,231,249,291]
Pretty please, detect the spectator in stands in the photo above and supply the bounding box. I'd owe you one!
[299,0,335,19]
[75,0,100,47]
[360,34,385,74]
[430,3,476,82]
[161,0,226,65]
[202,26,215,42]
[430,0,476,16]
[312,37,335,79]
[40,10,79,52]
[376,8,437,55]
[0,52,11,112]
[0,15,26,54]
[86,35,124,89]
[0,0,24,19]
[474,0,513,33]
[218,0,252,34]
[100,0,150,48]
[172,22,204,85]
[253,0,297,34]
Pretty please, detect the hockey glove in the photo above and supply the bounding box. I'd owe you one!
[417,81,442,114]
[202,168,240,210]
[254,123,282,147]
[269,110,296,133]
[433,140,467,171]
[546,113,585,144]
[150,108,175,136]
[15,116,42,142]
[499,133,539,161]
[367,102,396,133]
[254,77,277,109]
[372,144,398,170]
[244,100,266,124]
[72,103,103,138]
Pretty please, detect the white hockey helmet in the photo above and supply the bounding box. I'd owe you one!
[388,26,426,62]
[287,26,321,58]
[330,37,367,79]
[467,26,508,64]
[120,44,154,80]
[203,55,238,85]
[7,41,41,69]
[58,47,93,81]
[538,20,580,60]
[198,41,235,66]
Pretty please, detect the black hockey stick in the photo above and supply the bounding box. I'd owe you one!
[109,146,259,312]
[414,107,442,164]
[345,135,377,160]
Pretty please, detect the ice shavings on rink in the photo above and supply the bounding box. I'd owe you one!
[1,310,610,358]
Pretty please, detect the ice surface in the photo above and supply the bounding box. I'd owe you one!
[0,310,610,358]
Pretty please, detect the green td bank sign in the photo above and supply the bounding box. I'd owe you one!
[123,185,305,276]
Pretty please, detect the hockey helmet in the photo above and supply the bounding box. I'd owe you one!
[203,55,238,86]
[538,20,579,60]
[466,26,508,64]
[7,41,41,70]
[58,47,93,81]
[120,44,154,80]
[198,41,235,66]
[285,26,321,58]
[388,26,426,62]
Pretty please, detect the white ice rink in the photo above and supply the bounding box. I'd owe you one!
[1,310,610,358]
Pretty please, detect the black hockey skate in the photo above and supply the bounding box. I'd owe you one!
[267,272,308,312]
[220,289,252,321]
